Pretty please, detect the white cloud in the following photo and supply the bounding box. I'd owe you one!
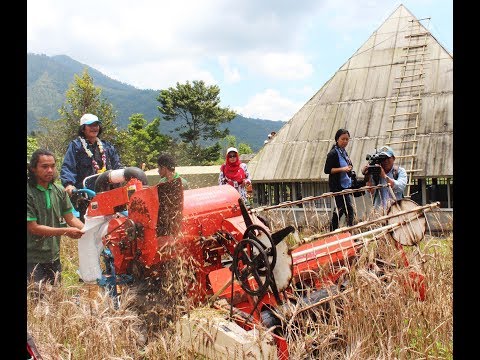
[27,0,452,120]
[96,60,217,90]
[242,52,314,81]
[235,89,303,121]
[27,0,319,66]
[218,56,241,84]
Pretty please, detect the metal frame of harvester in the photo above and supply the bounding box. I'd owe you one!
[74,167,438,359]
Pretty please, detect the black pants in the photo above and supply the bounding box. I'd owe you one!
[331,194,354,231]
[27,259,62,284]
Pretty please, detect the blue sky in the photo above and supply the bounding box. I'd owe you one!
[27,0,452,122]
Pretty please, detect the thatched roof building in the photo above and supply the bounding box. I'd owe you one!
[248,4,452,208]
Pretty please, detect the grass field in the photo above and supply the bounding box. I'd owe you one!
[27,233,453,359]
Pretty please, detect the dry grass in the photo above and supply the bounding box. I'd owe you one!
[27,235,452,359]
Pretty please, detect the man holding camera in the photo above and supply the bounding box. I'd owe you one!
[361,146,407,209]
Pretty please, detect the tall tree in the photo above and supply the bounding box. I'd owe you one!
[34,117,65,158]
[27,136,38,162]
[238,143,253,155]
[221,135,237,151]
[58,69,118,152]
[157,80,237,165]
[116,114,174,169]
[216,135,253,162]
[216,135,253,163]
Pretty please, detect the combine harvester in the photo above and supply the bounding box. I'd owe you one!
[76,167,440,359]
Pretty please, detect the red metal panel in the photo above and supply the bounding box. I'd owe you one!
[87,179,144,217]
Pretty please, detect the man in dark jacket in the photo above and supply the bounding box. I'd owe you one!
[60,114,122,221]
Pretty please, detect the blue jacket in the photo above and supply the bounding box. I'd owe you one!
[372,165,407,208]
[324,146,352,192]
[60,137,122,190]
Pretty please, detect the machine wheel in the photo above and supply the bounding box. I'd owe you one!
[243,224,277,272]
[386,199,426,245]
[232,238,272,297]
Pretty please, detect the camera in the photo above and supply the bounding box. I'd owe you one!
[347,169,357,183]
[365,151,389,182]
[366,152,389,166]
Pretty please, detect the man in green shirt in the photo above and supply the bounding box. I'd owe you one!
[155,153,188,237]
[156,153,189,189]
[27,149,84,284]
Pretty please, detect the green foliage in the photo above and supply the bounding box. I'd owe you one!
[28,53,283,152]
[218,135,236,156]
[238,143,253,155]
[58,69,119,149]
[406,323,452,358]
[215,136,253,164]
[27,136,38,161]
[115,114,175,169]
[31,69,121,165]
[28,62,267,167]
[35,117,66,160]
[157,80,237,164]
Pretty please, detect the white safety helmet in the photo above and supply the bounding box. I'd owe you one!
[226,147,238,155]
[80,113,100,126]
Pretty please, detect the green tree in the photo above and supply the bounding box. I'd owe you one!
[116,114,174,169]
[216,136,254,164]
[27,136,38,162]
[238,143,253,155]
[157,80,237,165]
[58,69,119,153]
[220,135,237,153]
[34,117,65,159]
[27,131,63,175]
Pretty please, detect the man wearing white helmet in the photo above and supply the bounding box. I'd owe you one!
[60,113,123,221]
[218,147,252,205]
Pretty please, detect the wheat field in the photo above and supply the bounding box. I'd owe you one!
[27,234,453,360]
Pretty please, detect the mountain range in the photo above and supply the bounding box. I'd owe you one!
[27,53,284,151]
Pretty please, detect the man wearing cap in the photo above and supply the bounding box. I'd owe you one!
[362,145,407,209]
[157,153,189,189]
[60,113,122,221]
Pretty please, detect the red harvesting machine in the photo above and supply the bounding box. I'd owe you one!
[76,167,428,359]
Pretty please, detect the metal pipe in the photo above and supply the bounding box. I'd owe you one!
[94,167,148,192]
[301,201,439,243]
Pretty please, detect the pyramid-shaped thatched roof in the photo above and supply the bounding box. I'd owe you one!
[248,4,452,183]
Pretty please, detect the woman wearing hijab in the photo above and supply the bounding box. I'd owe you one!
[218,147,252,205]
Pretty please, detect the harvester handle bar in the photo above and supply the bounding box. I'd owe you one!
[82,173,102,190]
[72,188,96,199]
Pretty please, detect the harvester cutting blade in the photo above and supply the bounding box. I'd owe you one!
[386,199,426,246]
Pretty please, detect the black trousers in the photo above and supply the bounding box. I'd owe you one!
[330,193,354,231]
[27,259,62,284]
